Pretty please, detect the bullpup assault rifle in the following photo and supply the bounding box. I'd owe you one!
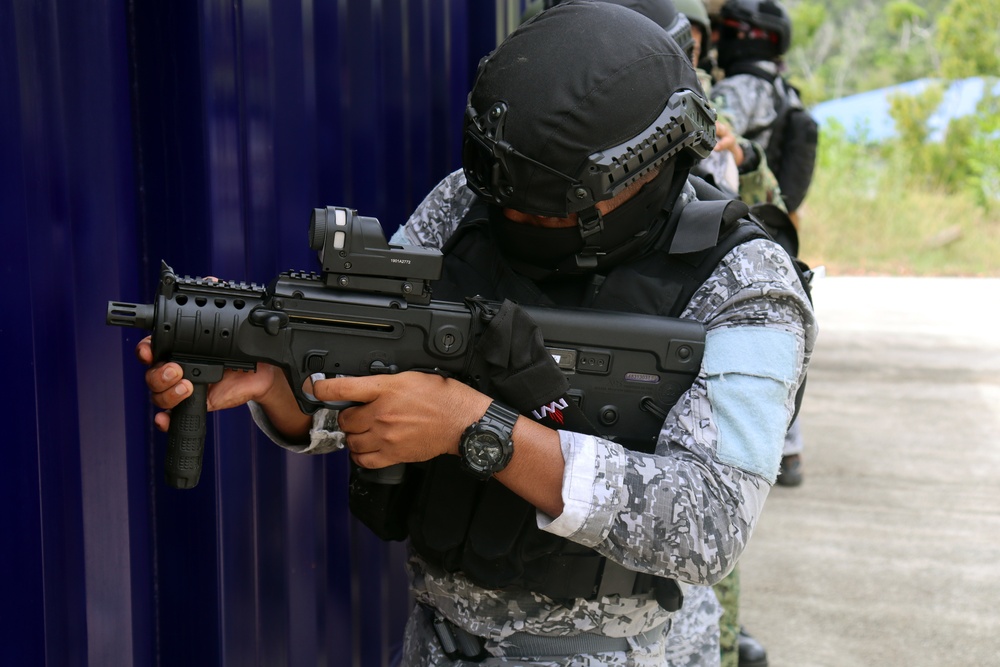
[107,207,705,489]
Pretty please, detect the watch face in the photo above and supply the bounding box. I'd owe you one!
[466,433,503,471]
[460,403,517,479]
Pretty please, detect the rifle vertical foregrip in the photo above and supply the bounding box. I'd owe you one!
[165,384,208,489]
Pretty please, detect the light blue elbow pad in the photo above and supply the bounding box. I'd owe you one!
[704,327,798,483]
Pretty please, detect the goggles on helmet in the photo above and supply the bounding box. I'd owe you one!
[721,17,781,44]
[462,88,717,217]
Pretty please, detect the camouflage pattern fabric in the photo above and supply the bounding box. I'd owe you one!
[397,580,723,666]
[695,66,785,210]
[711,60,809,180]
[710,61,785,150]
[395,170,814,664]
[713,566,740,667]
[393,169,477,249]
[738,148,785,209]
[696,68,714,102]
[259,170,817,666]
[695,68,788,213]
[662,584,723,666]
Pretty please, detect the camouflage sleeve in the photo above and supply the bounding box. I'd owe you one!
[710,74,778,143]
[703,70,784,207]
[696,150,740,194]
[537,238,816,587]
[390,168,476,249]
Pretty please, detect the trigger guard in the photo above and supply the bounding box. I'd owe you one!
[301,389,353,411]
[300,372,360,412]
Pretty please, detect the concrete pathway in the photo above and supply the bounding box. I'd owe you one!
[739,276,1000,667]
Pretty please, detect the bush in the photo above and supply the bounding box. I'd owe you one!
[885,78,1000,207]
[798,103,1000,277]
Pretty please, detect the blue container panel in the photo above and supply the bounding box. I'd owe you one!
[1,0,523,664]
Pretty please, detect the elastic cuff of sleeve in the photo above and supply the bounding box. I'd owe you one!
[306,409,347,454]
[248,401,346,455]
[538,432,626,548]
[536,432,597,539]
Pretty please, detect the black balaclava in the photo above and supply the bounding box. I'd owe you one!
[490,160,682,276]
[716,0,790,69]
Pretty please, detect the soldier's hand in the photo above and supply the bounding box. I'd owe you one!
[136,336,286,433]
[714,121,744,166]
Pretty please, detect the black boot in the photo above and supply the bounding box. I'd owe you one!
[776,454,803,487]
[738,627,768,667]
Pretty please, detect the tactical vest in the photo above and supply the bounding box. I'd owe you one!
[348,176,769,610]
[723,62,819,213]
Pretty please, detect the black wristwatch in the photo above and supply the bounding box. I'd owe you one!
[458,401,519,479]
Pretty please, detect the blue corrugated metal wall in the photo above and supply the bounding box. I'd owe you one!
[0,1,528,664]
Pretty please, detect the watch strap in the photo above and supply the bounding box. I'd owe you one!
[480,401,519,435]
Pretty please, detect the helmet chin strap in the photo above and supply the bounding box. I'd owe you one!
[571,161,679,271]
[574,206,605,270]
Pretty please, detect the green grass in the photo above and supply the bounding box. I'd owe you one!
[795,146,1000,277]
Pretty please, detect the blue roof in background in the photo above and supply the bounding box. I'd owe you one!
[810,76,999,142]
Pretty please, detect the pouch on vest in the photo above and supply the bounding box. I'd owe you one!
[348,460,419,541]
[470,298,598,434]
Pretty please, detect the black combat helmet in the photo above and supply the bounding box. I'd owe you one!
[717,0,792,68]
[674,0,711,45]
[463,1,716,271]
[521,0,696,61]
[595,0,696,61]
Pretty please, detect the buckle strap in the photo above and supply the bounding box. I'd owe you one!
[521,556,682,612]
[428,604,669,662]
[497,621,668,658]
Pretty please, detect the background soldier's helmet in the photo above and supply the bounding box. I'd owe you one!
[717,0,792,68]
[592,0,696,61]
[521,0,696,61]
[674,0,712,42]
[463,0,715,219]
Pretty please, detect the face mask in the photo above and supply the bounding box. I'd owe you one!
[490,164,679,274]
[490,208,584,267]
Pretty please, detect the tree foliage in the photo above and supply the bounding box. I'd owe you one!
[781,0,1000,204]
[782,0,954,103]
[935,0,1000,78]
[785,1,1000,274]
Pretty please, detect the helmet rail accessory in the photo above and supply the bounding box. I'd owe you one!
[462,88,717,219]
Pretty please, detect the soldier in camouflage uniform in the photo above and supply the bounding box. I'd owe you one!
[139,3,816,665]
[677,0,784,210]
[675,2,779,665]
[710,0,809,491]
[709,0,809,220]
